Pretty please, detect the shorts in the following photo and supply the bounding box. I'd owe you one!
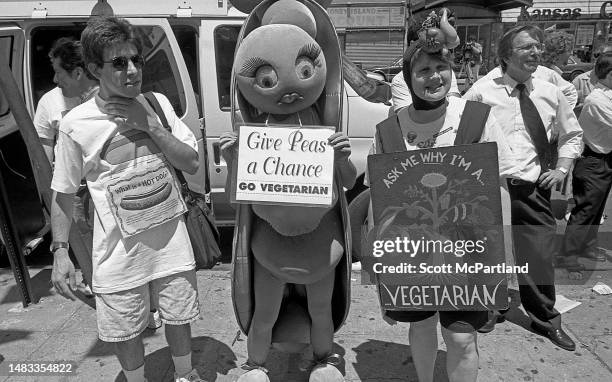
[385,310,487,333]
[95,270,200,342]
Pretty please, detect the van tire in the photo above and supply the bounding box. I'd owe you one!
[348,188,370,262]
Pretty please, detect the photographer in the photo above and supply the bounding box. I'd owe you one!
[464,35,483,83]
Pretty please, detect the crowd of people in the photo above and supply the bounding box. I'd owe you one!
[37,7,611,382]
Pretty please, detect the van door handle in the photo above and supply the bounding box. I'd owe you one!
[213,142,221,165]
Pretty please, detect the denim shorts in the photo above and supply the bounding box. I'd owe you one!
[95,270,199,342]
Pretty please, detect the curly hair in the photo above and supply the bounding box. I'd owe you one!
[542,30,573,67]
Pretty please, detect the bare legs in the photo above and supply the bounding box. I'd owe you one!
[409,315,438,382]
[408,314,479,382]
[441,328,479,382]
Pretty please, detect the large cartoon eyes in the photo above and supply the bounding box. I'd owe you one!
[295,57,315,80]
[255,65,278,88]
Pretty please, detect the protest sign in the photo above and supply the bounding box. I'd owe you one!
[231,124,335,206]
[364,143,510,311]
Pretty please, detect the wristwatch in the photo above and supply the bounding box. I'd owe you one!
[50,241,69,254]
[556,167,569,175]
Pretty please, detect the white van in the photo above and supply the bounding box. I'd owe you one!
[0,0,387,255]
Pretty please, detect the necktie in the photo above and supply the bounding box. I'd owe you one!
[516,83,553,171]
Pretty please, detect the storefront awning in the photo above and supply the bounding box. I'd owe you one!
[483,0,532,12]
[410,0,533,13]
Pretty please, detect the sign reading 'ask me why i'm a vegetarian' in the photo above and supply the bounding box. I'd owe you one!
[231,124,335,206]
[364,143,511,311]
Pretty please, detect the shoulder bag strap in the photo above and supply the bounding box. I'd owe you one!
[143,92,189,188]
[375,114,406,153]
[454,100,491,145]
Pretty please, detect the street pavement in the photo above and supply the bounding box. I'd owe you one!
[0,204,612,382]
[0,258,610,382]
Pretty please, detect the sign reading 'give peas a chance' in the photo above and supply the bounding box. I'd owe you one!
[230,124,335,207]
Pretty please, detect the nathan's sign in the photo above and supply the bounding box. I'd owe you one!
[231,124,335,206]
[363,143,509,311]
[518,6,581,22]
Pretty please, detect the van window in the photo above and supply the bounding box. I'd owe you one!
[214,25,240,110]
[171,25,202,116]
[0,36,13,117]
[30,25,186,116]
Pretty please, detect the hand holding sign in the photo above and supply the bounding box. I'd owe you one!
[231,124,335,206]
[328,132,351,161]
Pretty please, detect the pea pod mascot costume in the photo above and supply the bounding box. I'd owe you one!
[228,1,352,381]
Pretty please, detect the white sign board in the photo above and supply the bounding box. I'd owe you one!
[576,25,594,46]
[232,125,335,206]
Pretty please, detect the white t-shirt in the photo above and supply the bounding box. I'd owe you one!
[391,71,460,111]
[33,87,80,141]
[51,92,198,293]
[366,97,518,185]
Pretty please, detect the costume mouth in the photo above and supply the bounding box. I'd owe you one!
[278,92,303,105]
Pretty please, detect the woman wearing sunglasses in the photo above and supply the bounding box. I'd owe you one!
[366,12,516,382]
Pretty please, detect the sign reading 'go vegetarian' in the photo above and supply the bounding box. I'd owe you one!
[231,124,335,206]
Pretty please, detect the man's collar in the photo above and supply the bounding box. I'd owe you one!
[501,72,533,94]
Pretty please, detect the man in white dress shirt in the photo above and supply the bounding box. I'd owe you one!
[464,25,583,351]
[561,53,612,272]
[476,63,577,109]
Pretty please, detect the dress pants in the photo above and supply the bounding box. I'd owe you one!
[563,146,612,259]
[507,180,561,330]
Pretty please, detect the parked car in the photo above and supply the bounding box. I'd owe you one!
[560,55,593,81]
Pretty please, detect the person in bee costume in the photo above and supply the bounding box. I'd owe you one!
[221,1,354,381]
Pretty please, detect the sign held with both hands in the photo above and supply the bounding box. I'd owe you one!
[231,124,335,206]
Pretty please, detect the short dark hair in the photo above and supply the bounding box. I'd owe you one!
[594,53,612,80]
[80,16,142,68]
[498,25,544,71]
[49,37,96,80]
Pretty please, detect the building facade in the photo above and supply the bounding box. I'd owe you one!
[330,0,530,71]
[503,1,612,62]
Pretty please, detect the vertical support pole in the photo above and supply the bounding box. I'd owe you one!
[0,169,35,307]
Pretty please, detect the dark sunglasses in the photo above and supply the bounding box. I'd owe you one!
[103,54,145,70]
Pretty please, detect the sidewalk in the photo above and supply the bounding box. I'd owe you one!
[0,263,610,382]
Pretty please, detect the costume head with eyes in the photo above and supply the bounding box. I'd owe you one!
[233,23,326,116]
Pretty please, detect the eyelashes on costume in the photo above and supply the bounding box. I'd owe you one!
[297,43,322,66]
[239,57,268,77]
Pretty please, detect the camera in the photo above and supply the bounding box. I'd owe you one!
[463,43,474,60]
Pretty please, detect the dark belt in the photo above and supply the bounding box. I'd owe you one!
[507,178,534,187]
[582,145,610,159]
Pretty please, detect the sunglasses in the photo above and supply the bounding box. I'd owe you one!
[103,54,145,70]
